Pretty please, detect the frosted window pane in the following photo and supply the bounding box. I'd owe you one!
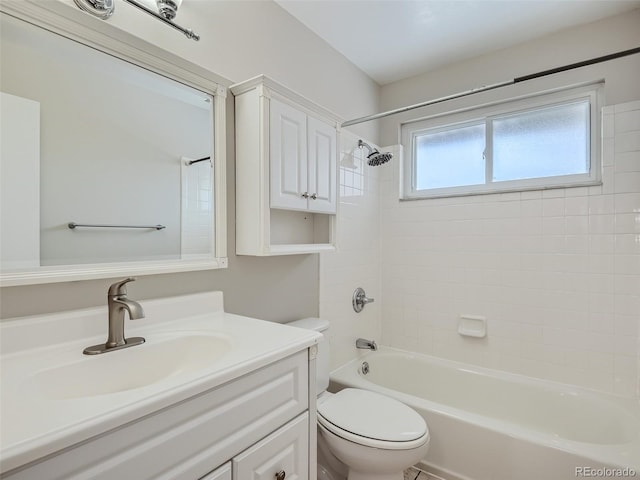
[415,123,485,190]
[493,101,589,182]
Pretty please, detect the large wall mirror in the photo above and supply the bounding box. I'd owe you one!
[0,5,227,286]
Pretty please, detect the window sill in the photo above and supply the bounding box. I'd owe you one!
[400,179,602,201]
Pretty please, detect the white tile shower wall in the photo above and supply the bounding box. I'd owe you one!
[379,100,640,397]
[319,131,383,370]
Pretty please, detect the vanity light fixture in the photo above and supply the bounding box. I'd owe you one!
[73,0,115,19]
[156,0,182,20]
[73,0,200,41]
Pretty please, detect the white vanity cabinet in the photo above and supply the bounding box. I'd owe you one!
[232,75,341,256]
[201,463,232,480]
[233,413,309,480]
[3,350,315,480]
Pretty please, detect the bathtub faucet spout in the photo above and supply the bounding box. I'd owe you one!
[356,338,378,351]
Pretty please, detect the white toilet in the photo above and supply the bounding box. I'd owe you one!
[287,318,430,480]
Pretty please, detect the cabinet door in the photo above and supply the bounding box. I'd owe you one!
[200,463,231,480]
[270,99,308,211]
[307,117,337,214]
[233,413,309,480]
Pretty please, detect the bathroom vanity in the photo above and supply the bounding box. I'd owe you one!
[0,292,320,480]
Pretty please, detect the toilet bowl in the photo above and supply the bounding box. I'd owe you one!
[318,388,430,480]
[286,318,430,480]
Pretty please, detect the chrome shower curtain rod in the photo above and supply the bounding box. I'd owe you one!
[341,46,640,128]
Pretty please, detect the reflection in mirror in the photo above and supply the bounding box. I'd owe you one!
[0,12,224,284]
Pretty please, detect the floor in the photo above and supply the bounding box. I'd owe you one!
[403,467,432,480]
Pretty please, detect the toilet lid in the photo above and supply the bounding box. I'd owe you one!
[317,388,427,443]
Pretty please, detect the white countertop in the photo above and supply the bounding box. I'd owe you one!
[0,292,320,473]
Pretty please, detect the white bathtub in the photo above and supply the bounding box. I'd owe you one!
[330,347,640,480]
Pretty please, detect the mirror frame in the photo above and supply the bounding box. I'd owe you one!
[0,0,228,287]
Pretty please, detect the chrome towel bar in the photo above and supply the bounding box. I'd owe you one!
[68,223,166,230]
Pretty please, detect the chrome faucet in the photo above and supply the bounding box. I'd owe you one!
[356,338,378,351]
[83,278,146,355]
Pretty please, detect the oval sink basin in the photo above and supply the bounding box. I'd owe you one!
[30,333,232,399]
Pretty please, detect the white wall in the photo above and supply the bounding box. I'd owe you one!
[376,11,640,396]
[0,0,380,320]
[320,131,383,370]
[53,0,379,142]
[379,9,640,146]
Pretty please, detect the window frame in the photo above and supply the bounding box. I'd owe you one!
[401,83,603,200]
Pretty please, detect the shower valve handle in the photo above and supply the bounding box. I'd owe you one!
[353,287,374,313]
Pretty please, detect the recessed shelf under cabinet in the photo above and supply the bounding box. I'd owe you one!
[231,75,341,256]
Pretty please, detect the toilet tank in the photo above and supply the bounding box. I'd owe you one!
[286,317,330,393]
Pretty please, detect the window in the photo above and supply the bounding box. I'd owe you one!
[401,84,602,198]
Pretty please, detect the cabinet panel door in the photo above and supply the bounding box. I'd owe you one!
[307,117,337,214]
[270,99,308,211]
[233,413,309,480]
[200,463,231,480]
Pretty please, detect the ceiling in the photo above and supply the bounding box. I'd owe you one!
[275,0,640,85]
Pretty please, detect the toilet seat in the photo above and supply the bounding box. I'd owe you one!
[317,388,429,450]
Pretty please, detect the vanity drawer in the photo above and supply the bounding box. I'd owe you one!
[233,413,309,480]
[200,462,231,480]
[4,351,309,480]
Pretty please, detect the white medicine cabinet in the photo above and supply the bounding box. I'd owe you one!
[232,76,340,256]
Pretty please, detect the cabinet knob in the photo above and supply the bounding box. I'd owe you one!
[310,193,317,200]
[275,470,286,480]
[301,192,309,199]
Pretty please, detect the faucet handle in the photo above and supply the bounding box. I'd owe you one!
[352,287,374,313]
[108,277,136,296]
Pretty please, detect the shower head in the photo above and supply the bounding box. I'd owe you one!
[358,140,393,166]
